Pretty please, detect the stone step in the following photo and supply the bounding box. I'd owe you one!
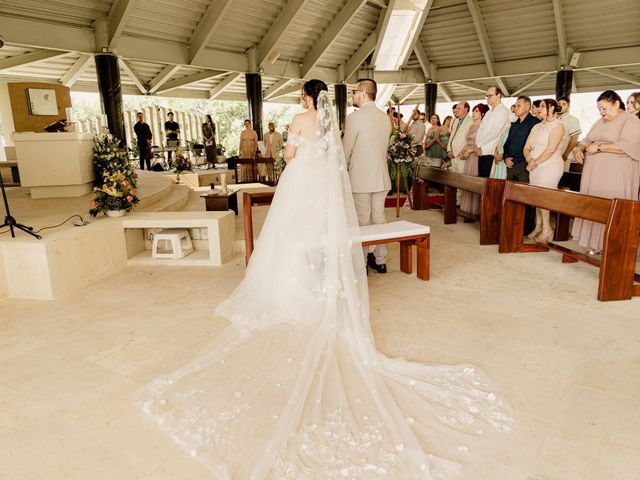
[141,184,190,212]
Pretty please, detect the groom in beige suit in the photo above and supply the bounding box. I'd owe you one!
[343,78,392,273]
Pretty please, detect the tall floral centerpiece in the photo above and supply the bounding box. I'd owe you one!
[89,135,139,217]
[387,130,416,216]
[173,151,193,184]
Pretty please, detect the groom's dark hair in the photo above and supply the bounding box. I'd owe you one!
[356,78,377,100]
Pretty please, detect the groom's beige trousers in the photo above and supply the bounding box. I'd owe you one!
[353,191,388,264]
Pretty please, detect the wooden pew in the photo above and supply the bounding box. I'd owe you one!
[243,191,275,265]
[414,166,505,245]
[555,170,582,241]
[243,192,431,280]
[499,181,640,301]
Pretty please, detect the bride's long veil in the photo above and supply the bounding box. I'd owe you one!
[139,91,511,480]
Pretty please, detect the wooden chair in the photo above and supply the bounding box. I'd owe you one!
[499,181,640,301]
[255,157,276,186]
[235,157,257,184]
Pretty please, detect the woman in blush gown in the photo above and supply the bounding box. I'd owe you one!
[524,98,568,244]
[460,104,489,216]
[572,90,640,254]
[139,80,512,480]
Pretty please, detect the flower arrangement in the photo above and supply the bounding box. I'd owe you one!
[173,151,193,173]
[89,135,139,216]
[387,131,416,192]
[274,144,286,179]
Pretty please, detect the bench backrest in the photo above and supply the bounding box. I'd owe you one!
[503,181,611,224]
[416,165,485,194]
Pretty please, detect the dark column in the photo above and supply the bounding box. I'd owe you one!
[94,53,126,147]
[334,84,347,133]
[245,73,263,140]
[424,83,437,120]
[555,69,573,100]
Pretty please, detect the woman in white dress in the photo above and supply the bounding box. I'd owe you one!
[139,80,512,479]
[524,98,568,244]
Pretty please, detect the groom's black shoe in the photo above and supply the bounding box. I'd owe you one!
[367,253,387,274]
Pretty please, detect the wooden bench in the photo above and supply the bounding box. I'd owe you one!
[414,166,505,245]
[0,161,20,186]
[243,192,430,280]
[499,181,640,301]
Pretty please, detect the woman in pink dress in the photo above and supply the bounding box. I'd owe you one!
[572,90,640,254]
[523,98,568,244]
[460,103,489,215]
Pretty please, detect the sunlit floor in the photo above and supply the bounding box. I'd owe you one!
[1,206,639,480]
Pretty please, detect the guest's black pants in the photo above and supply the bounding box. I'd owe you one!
[478,155,494,178]
[139,144,151,170]
[506,161,536,235]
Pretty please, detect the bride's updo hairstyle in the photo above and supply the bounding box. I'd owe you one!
[303,79,328,110]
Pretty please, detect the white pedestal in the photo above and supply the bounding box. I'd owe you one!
[11,132,95,198]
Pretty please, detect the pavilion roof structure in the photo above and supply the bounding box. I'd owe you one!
[0,0,638,104]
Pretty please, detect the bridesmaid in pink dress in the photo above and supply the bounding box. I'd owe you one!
[572,90,640,254]
[460,103,489,215]
[523,98,568,243]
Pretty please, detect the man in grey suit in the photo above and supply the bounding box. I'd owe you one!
[343,78,392,273]
[447,101,473,205]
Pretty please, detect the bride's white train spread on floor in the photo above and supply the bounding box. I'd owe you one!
[139,92,512,479]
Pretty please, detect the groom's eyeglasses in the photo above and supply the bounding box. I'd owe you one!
[351,89,365,95]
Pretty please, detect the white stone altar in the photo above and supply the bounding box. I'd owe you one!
[11,131,95,198]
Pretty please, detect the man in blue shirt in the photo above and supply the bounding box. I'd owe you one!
[502,96,540,234]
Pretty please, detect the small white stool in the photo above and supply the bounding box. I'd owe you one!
[152,229,194,259]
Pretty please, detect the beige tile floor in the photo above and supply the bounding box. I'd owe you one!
[1,205,639,479]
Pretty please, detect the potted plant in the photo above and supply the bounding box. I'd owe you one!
[216,143,227,163]
[90,135,139,217]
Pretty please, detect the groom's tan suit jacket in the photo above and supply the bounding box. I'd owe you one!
[342,102,392,194]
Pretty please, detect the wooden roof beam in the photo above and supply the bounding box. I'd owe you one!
[209,72,242,99]
[301,0,368,78]
[60,54,93,87]
[465,0,509,96]
[189,0,235,65]
[108,0,137,49]
[257,0,310,67]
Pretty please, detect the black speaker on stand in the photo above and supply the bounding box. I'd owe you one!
[0,171,41,239]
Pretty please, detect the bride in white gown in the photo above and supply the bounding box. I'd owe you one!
[139,80,512,479]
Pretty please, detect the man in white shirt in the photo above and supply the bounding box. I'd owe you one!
[557,96,582,161]
[475,86,511,177]
[406,107,426,156]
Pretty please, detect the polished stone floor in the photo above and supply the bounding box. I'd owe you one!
[1,206,638,479]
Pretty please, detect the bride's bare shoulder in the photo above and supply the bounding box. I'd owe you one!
[290,111,316,135]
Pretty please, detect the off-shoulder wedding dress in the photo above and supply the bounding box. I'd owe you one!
[139,92,511,479]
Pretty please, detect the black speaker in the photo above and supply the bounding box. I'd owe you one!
[150,163,165,172]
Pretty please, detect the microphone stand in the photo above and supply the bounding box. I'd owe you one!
[0,172,41,239]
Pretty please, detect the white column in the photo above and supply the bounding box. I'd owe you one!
[0,82,17,147]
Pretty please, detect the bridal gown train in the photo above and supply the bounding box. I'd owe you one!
[139,93,512,479]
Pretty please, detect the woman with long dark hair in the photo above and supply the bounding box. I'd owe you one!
[202,114,217,168]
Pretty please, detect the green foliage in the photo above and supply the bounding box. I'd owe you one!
[90,135,139,216]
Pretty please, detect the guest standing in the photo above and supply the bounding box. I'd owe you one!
[557,96,582,162]
[424,114,447,167]
[164,112,180,168]
[572,90,640,254]
[448,101,473,205]
[202,114,217,169]
[261,122,283,181]
[524,98,568,244]
[460,104,489,215]
[475,86,511,177]
[134,112,153,170]
[239,119,258,182]
[627,92,640,118]
[406,107,426,156]
[501,96,540,234]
